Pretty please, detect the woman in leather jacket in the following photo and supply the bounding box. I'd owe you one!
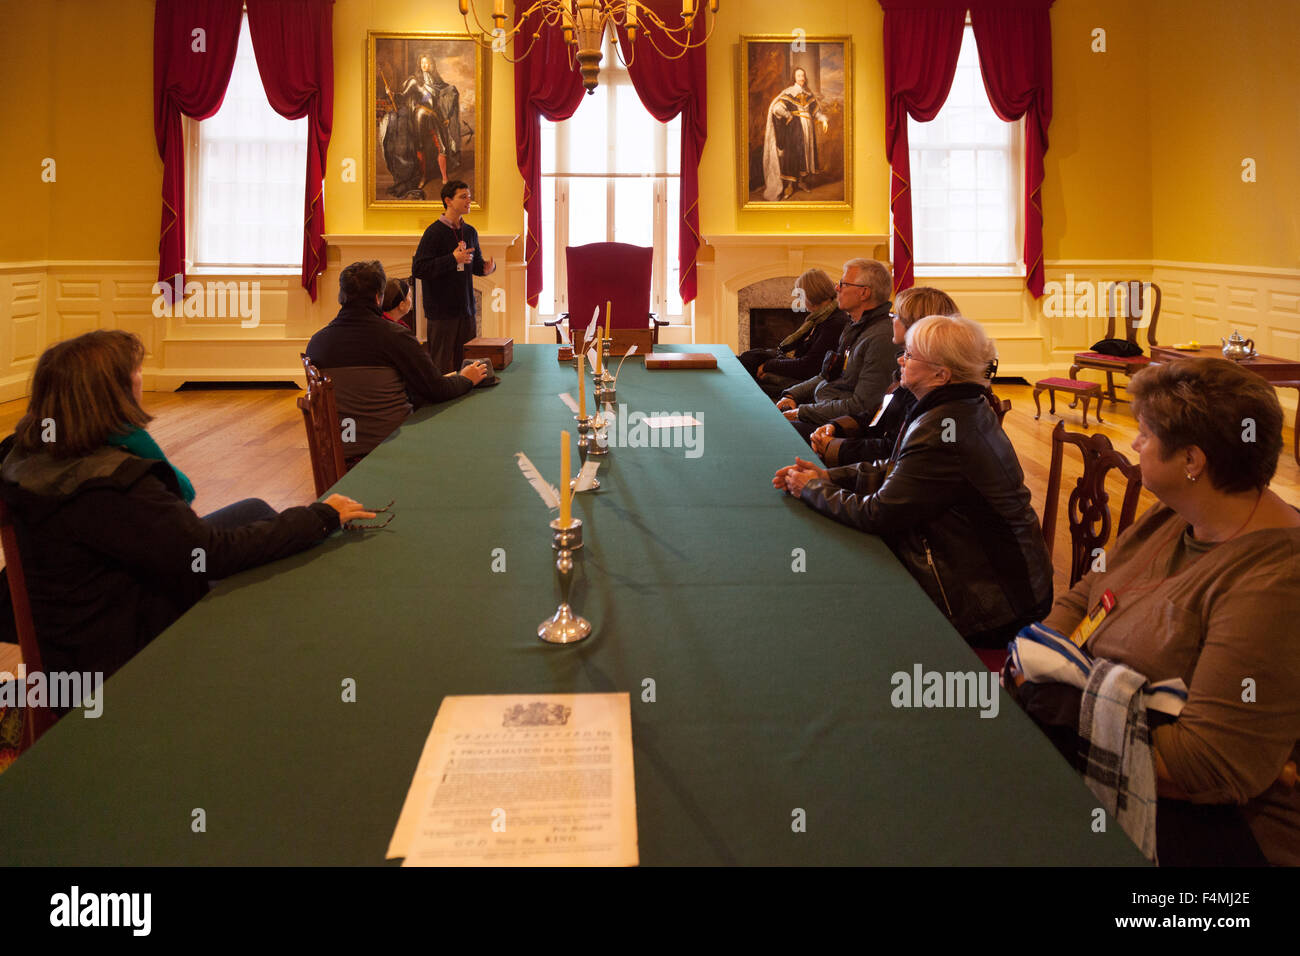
[774,314,1052,647]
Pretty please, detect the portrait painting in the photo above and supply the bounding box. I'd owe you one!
[366,32,486,210]
[738,36,852,210]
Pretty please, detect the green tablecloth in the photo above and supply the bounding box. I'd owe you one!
[0,345,1144,866]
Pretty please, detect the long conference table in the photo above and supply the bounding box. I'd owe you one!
[0,345,1143,866]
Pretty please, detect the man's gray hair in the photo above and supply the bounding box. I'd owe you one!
[843,258,892,305]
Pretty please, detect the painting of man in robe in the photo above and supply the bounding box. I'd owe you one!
[367,33,485,209]
[741,37,851,208]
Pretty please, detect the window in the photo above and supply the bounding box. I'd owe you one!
[537,31,685,322]
[188,13,306,271]
[907,24,1022,274]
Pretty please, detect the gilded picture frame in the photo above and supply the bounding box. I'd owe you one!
[738,35,852,210]
[366,31,487,210]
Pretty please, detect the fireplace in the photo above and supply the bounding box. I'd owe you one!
[749,308,804,351]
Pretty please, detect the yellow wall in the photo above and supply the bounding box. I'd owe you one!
[1043,0,1153,262]
[0,0,159,263]
[1,0,1296,305]
[328,0,523,239]
[1149,0,1300,269]
[0,1,54,262]
[696,0,890,238]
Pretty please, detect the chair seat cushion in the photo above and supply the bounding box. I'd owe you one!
[1074,351,1151,365]
[1036,377,1100,391]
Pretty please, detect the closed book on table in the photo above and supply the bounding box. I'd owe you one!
[464,337,513,369]
[644,353,717,370]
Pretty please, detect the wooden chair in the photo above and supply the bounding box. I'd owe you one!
[987,391,1011,426]
[298,355,347,498]
[1041,421,1143,587]
[1068,280,1162,406]
[0,499,57,750]
[545,242,665,344]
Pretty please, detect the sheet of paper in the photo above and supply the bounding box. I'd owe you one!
[643,415,702,429]
[387,693,638,867]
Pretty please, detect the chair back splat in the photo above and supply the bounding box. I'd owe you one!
[1041,420,1143,587]
[298,355,347,498]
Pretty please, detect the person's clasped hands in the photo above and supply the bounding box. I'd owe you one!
[772,457,829,497]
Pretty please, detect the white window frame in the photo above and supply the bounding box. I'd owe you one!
[907,21,1025,278]
[536,30,688,324]
[184,10,305,276]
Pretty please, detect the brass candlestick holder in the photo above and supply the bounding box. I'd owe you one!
[539,518,591,644]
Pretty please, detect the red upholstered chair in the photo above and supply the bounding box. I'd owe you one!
[1068,280,1162,406]
[545,242,665,344]
[0,499,58,750]
[1041,421,1143,588]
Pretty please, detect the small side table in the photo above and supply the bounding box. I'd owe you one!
[1033,377,1104,427]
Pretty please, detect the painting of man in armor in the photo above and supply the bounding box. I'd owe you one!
[368,34,483,207]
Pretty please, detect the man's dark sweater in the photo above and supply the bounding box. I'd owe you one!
[412,217,485,322]
[306,299,472,454]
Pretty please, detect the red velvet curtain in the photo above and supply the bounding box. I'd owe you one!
[514,7,586,308]
[614,1,707,304]
[880,0,966,294]
[247,0,335,301]
[971,0,1053,297]
[879,0,1054,297]
[153,0,243,295]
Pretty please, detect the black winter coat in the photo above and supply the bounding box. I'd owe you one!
[800,382,1053,646]
[0,435,339,679]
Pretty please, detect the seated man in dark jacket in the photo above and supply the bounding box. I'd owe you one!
[775,258,898,442]
[738,268,848,399]
[774,315,1052,648]
[809,286,959,466]
[306,260,487,461]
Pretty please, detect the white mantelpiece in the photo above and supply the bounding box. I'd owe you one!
[696,234,890,350]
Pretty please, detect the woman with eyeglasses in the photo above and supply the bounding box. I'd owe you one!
[774,314,1052,647]
[808,286,959,466]
[0,330,375,685]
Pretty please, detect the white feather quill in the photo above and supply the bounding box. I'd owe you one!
[573,460,600,493]
[514,452,561,511]
[612,344,638,383]
[582,306,600,346]
[586,347,600,371]
[558,321,572,346]
[558,392,580,413]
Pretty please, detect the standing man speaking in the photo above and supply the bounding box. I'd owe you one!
[413,180,496,373]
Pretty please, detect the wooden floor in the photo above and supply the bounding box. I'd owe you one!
[0,381,1296,598]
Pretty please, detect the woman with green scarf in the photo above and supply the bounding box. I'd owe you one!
[0,330,374,688]
[738,268,849,400]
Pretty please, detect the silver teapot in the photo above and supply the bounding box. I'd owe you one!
[1221,330,1257,361]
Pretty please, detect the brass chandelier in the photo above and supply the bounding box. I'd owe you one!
[458,1,719,92]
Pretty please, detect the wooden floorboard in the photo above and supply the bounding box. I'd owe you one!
[0,381,1296,591]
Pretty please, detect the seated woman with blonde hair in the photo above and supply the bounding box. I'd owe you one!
[738,268,848,400]
[1009,358,1300,866]
[0,330,374,683]
[809,285,960,466]
[774,314,1052,647]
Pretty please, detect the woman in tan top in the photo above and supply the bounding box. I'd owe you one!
[1025,358,1300,865]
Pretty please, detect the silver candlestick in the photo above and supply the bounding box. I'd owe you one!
[539,519,591,644]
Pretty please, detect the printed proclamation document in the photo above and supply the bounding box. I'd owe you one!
[387,693,638,866]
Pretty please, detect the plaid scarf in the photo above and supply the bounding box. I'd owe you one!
[1010,623,1187,862]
